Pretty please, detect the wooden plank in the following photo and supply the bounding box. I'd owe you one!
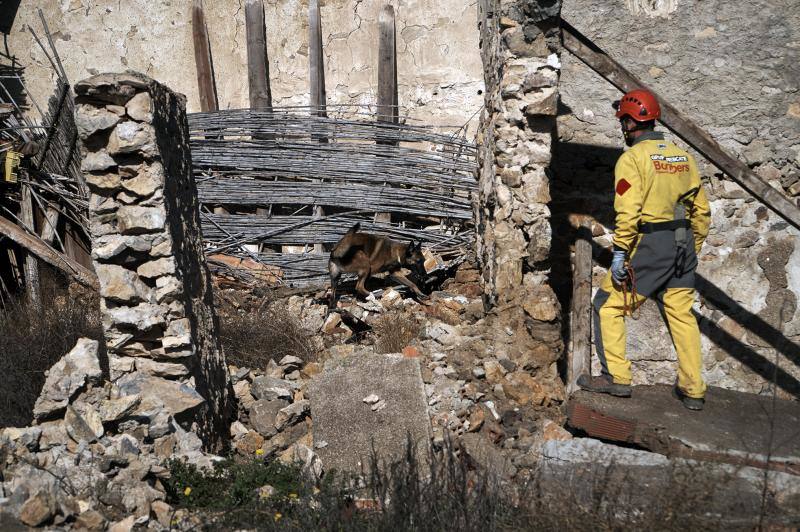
[0,214,97,290]
[561,21,800,231]
[192,0,219,112]
[567,217,592,395]
[39,206,59,245]
[245,0,272,110]
[20,183,41,307]
[377,5,398,124]
[568,386,800,475]
[376,5,399,225]
[309,0,327,253]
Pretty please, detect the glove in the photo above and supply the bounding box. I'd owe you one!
[610,250,628,284]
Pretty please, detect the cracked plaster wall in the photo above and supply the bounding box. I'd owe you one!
[10,0,483,131]
[554,0,800,399]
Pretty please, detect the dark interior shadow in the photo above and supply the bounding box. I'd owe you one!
[550,140,800,397]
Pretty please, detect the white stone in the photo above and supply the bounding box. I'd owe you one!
[125,91,153,122]
[137,257,176,278]
[96,264,153,303]
[117,205,166,234]
[106,303,167,331]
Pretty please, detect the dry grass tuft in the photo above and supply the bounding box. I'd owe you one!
[372,309,422,354]
[216,291,317,370]
[0,268,103,427]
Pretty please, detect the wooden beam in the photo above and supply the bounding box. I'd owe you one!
[377,4,398,125]
[309,0,326,253]
[567,217,592,395]
[0,214,97,290]
[245,0,272,110]
[376,5,398,225]
[39,206,59,245]
[561,21,800,231]
[20,183,40,307]
[308,0,326,118]
[192,0,219,112]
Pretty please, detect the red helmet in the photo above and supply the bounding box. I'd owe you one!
[613,89,661,122]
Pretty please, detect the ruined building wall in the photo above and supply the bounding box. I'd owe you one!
[11,0,483,130]
[554,0,800,398]
[476,0,564,404]
[75,72,231,448]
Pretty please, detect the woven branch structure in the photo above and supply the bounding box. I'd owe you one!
[188,106,478,287]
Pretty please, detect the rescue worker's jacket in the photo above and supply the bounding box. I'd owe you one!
[606,131,711,298]
[612,131,711,254]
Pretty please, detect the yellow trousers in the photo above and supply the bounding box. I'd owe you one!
[596,278,706,398]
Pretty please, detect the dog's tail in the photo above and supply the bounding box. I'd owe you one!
[331,222,361,259]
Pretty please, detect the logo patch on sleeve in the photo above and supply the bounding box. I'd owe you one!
[616,178,632,196]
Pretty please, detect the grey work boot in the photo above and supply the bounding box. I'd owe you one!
[673,386,704,411]
[576,374,632,398]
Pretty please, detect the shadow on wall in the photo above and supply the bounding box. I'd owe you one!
[550,141,800,399]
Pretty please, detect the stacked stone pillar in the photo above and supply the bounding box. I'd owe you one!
[75,72,231,449]
[476,0,565,402]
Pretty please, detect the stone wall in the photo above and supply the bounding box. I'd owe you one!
[11,0,483,130]
[75,72,231,448]
[553,0,800,398]
[475,0,564,404]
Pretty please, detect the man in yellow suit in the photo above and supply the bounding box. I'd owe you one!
[577,89,711,411]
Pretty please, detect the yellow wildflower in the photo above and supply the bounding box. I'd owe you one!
[274,512,282,522]
[289,493,298,499]
[184,487,192,496]
[255,448,264,456]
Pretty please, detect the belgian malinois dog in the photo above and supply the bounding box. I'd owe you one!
[328,223,427,309]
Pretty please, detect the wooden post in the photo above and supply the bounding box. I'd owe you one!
[309,0,325,253]
[192,0,219,112]
[375,4,398,226]
[39,206,59,245]
[245,0,272,111]
[377,4,398,125]
[567,217,592,395]
[20,183,40,308]
[561,21,800,231]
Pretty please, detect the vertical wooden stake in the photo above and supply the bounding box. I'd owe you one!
[20,182,40,309]
[377,4,398,125]
[192,0,219,112]
[375,4,398,226]
[309,0,326,253]
[568,218,593,395]
[245,0,272,110]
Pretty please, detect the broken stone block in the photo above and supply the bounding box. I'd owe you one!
[65,404,104,443]
[98,395,141,423]
[251,376,297,401]
[108,121,156,156]
[19,489,56,527]
[85,171,123,193]
[155,276,182,302]
[121,166,162,197]
[106,302,167,331]
[248,399,288,437]
[125,91,153,122]
[75,103,121,138]
[137,257,176,278]
[33,338,102,420]
[116,205,166,234]
[81,150,117,172]
[311,354,432,473]
[275,400,310,432]
[117,372,204,417]
[96,264,153,304]
[1,426,42,452]
[135,358,190,378]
